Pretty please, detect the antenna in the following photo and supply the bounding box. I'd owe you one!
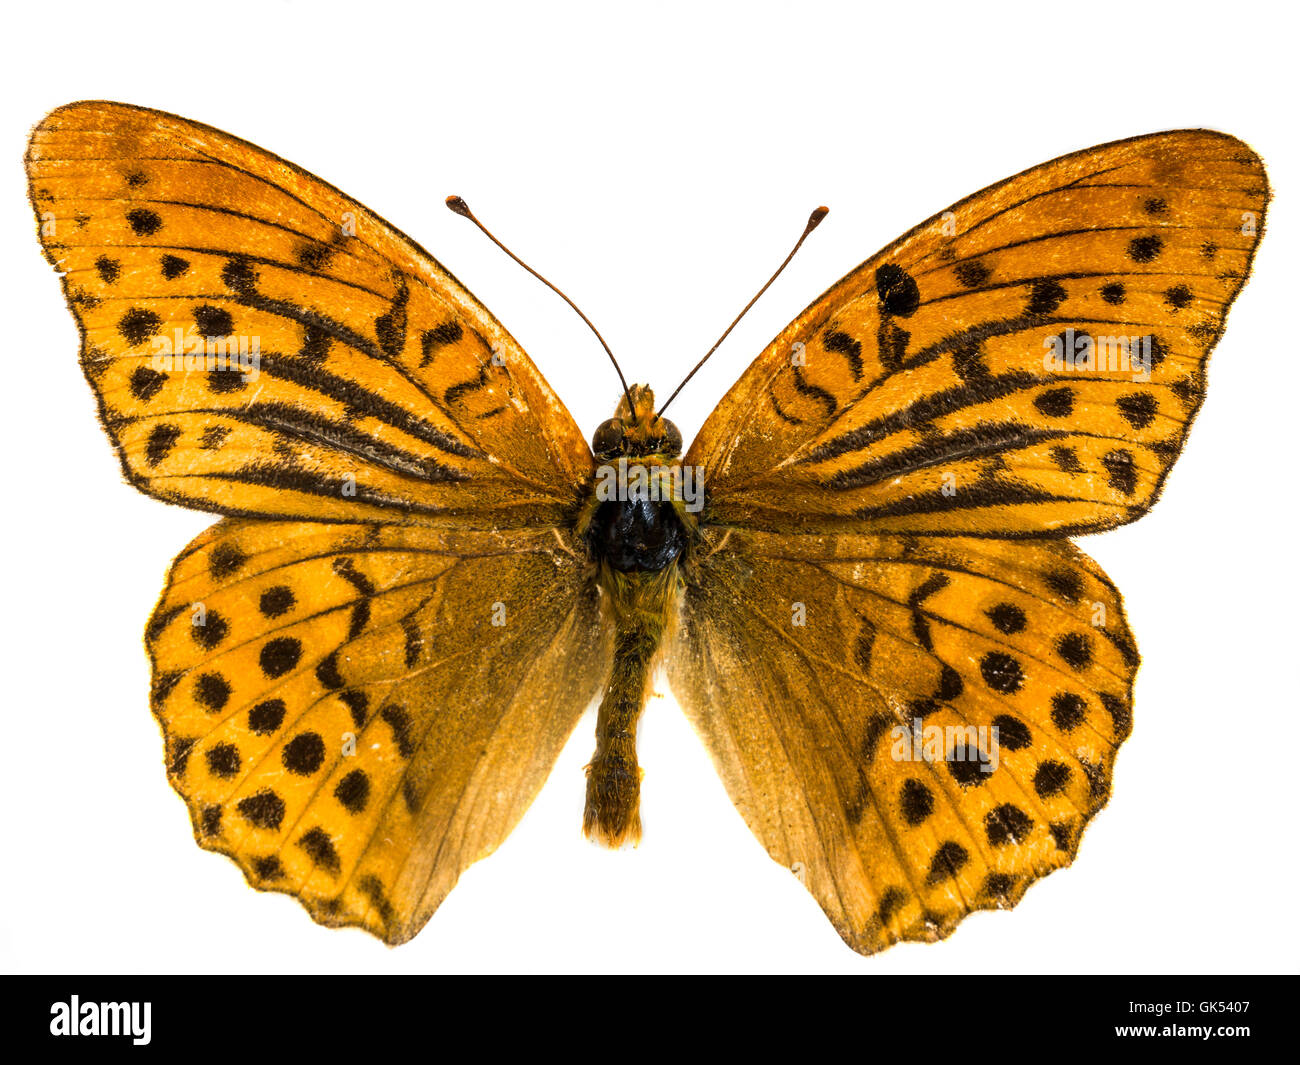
[656,206,829,417]
[446,195,635,414]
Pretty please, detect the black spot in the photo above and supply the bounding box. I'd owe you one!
[297,827,341,874]
[160,254,189,279]
[1143,197,1169,216]
[193,672,231,712]
[221,257,257,293]
[126,208,162,235]
[900,778,934,826]
[1127,235,1163,263]
[951,338,989,381]
[854,623,876,674]
[348,601,371,640]
[1164,284,1193,310]
[334,769,370,813]
[125,169,148,187]
[1034,387,1074,418]
[983,873,1015,899]
[209,543,247,580]
[200,805,222,836]
[953,261,990,288]
[259,637,302,678]
[875,263,920,317]
[1102,449,1138,495]
[206,743,240,778]
[1046,569,1083,602]
[991,714,1031,751]
[259,585,295,618]
[193,304,235,336]
[1100,282,1126,305]
[381,705,415,758]
[374,279,409,357]
[1049,445,1084,473]
[936,665,964,702]
[145,424,181,467]
[980,651,1024,694]
[248,699,286,735]
[296,243,333,269]
[199,425,230,450]
[238,790,286,830]
[926,841,969,884]
[95,256,120,284]
[985,803,1033,847]
[878,886,908,923]
[1026,279,1067,315]
[206,372,245,394]
[1049,822,1073,850]
[152,670,182,706]
[1147,335,1169,371]
[359,875,396,929]
[419,321,463,366]
[1056,633,1093,671]
[401,617,422,668]
[129,366,166,402]
[340,689,369,728]
[1116,392,1157,430]
[860,713,893,761]
[1033,761,1072,799]
[1081,758,1108,800]
[282,732,325,775]
[118,307,161,345]
[878,320,910,369]
[948,746,989,787]
[1100,692,1132,738]
[191,609,228,650]
[1200,241,1219,260]
[986,602,1026,635]
[146,604,184,646]
[253,855,284,880]
[823,329,864,379]
[315,651,345,690]
[300,323,332,361]
[1051,692,1087,731]
[169,736,196,776]
[402,778,420,814]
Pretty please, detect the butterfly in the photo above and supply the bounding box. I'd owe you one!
[27,101,1267,954]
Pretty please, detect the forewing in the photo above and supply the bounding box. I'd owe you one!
[668,528,1136,953]
[149,518,608,943]
[27,101,591,526]
[687,131,1267,536]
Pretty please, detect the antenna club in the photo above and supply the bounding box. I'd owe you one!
[445,195,472,218]
[807,205,830,231]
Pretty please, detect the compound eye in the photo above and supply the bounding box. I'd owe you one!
[591,419,624,455]
[660,418,683,455]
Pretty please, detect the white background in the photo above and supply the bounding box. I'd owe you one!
[2,0,1296,974]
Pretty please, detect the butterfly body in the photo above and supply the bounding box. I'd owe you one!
[27,103,1267,952]
[578,384,693,843]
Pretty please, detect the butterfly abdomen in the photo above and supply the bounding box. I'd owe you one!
[584,563,680,846]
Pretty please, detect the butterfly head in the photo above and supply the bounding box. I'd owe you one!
[592,384,683,461]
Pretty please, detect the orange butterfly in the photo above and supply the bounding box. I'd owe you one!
[27,102,1267,953]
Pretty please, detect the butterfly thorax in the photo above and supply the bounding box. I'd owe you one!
[578,385,693,573]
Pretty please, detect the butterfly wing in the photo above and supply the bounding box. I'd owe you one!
[673,132,1265,953]
[150,519,608,944]
[686,130,1268,535]
[668,528,1135,953]
[27,101,591,527]
[29,102,608,942]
